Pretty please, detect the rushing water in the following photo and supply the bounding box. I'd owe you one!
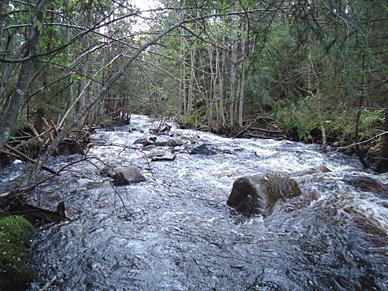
[2,115,387,290]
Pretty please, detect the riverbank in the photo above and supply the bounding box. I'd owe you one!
[176,110,386,173]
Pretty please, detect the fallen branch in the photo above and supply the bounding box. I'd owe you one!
[233,122,252,138]
[11,127,54,150]
[9,200,67,224]
[336,131,388,151]
[0,157,90,202]
[4,144,57,174]
[250,127,283,134]
[27,123,43,143]
[39,276,57,291]
[245,133,284,140]
[42,117,55,142]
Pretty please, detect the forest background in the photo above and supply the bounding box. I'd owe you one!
[0,0,387,182]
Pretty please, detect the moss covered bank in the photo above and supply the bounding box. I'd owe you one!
[0,215,34,290]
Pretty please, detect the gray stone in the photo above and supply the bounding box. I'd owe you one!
[151,152,176,162]
[134,138,153,146]
[344,175,385,194]
[227,174,302,216]
[112,166,146,186]
[100,166,115,178]
[168,138,184,147]
[190,144,216,155]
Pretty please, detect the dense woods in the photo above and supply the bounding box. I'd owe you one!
[0,1,388,289]
[0,0,387,179]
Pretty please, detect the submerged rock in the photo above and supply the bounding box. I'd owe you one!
[190,144,216,155]
[100,166,115,178]
[150,123,171,134]
[134,137,153,146]
[227,174,302,216]
[112,166,146,186]
[154,141,168,147]
[168,138,184,147]
[318,165,332,173]
[151,152,176,162]
[344,175,385,194]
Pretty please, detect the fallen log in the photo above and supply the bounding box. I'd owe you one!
[245,133,284,140]
[7,199,67,225]
[250,127,283,134]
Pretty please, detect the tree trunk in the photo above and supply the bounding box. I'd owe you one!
[76,61,89,126]
[377,108,388,173]
[188,48,195,114]
[218,45,226,127]
[0,0,49,149]
[229,40,237,128]
[0,0,9,42]
[238,30,247,128]
[208,46,215,129]
[179,22,187,115]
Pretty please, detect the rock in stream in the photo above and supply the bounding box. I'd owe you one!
[227,173,302,216]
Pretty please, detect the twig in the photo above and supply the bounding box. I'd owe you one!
[336,131,388,151]
[41,117,55,142]
[12,127,53,150]
[233,122,252,138]
[27,123,43,143]
[39,275,57,291]
[0,157,90,200]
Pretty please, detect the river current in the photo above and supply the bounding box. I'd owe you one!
[2,115,387,290]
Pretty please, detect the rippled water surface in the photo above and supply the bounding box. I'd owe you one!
[2,115,387,290]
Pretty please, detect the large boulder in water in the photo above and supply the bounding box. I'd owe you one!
[227,174,302,216]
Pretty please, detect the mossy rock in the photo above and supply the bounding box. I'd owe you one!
[227,174,302,216]
[0,215,35,290]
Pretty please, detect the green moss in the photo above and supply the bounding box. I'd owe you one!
[180,115,196,127]
[0,215,34,247]
[0,215,35,289]
[273,100,322,139]
[179,110,205,128]
[360,109,384,131]
[272,100,384,147]
[366,137,382,157]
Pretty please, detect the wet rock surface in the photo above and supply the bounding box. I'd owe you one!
[227,174,302,216]
[344,175,386,194]
[150,152,176,162]
[190,144,216,155]
[1,115,386,290]
[111,166,145,186]
[167,138,184,147]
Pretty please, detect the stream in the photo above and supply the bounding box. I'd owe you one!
[2,115,387,290]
